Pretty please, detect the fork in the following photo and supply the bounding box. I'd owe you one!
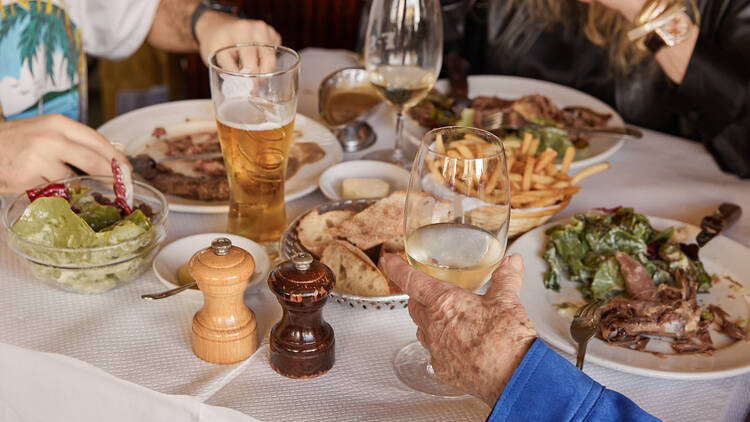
[570,299,605,370]
[480,111,643,139]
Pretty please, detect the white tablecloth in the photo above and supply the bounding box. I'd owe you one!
[1,48,749,421]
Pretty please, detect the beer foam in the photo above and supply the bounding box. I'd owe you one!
[217,99,293,130]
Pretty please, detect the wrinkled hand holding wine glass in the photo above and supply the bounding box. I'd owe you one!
[383,253,537,406]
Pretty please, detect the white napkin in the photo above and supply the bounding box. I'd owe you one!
[0,342,259,422]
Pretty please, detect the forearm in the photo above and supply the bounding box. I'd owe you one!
[611,1,697,84]
[145,0,201,53]
[488,339,659,422]
[653,25,699,84]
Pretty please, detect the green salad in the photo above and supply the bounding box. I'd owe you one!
[543,207,711,301]
[10,162,160,293]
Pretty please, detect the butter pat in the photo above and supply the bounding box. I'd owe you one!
[341,178,390,199]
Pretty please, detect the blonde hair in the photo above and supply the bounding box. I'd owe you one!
[502,0,698,71]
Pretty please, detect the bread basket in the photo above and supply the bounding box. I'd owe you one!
[281,199,409,310]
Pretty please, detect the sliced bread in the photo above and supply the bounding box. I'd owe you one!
[329,190,407,250]
[297,209,354,257]
[321,240,391,297]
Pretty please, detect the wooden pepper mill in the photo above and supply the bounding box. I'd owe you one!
[268,252,335,378]
[190,237,258,364]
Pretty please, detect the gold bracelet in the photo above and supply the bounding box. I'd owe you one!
[628,3,685,42]
[629,0,694,53]
[635,0,671,25]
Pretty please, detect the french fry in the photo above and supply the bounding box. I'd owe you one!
[509,173,523,183]
[545,163,557,176]
[531,174,555,184]
[462,134,487,145]
[447,149,461,159]
[522,157,535,191]
[503,139,522,150]
[550,180,570,189]
[434,133,445,154]
[571,162,610,185]
[534,148,557,172]
[485,166,502,194]
[427,157,444,183]
[455,143,474,159]
[521,132,533,155]
[506,156,515,175]
[528,137,540,157]
[561,146,575,174]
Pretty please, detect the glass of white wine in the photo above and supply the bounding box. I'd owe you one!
[363,0,443,168]
[395,126,511,397]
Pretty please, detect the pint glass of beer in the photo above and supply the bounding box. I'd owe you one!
[208,44,300,249]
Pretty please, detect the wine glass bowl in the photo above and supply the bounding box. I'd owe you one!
[394,126,510,396]
[405,126,511,291]
[362,0,443,168]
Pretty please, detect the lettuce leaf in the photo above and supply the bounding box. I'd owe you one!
[12,197,95,248]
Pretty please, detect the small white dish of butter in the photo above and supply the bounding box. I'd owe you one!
[318,160,411,201]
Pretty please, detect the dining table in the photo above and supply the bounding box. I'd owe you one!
[1,48,749,422]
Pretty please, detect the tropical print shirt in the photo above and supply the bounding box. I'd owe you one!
[0,0,158,121]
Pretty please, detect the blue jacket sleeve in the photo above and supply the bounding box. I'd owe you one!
[487,339,660,422]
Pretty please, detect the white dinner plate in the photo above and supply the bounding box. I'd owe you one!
[318,160,411,201]
[151,233,271,301]
[98,100,342,213]
[405,75,626,170]
[509,215,750,380]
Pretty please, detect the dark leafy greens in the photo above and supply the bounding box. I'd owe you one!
[543,208,711,301]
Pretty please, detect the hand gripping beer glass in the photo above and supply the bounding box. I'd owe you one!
[208,44,300,251]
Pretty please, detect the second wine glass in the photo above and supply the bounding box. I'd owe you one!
[363,0,443,168]
[395,126,511,397]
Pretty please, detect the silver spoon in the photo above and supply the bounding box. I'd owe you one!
[141,282,197,300]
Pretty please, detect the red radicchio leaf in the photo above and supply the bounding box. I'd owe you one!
[594,206,622,215]
[26,183,70,203]
[111,158,133,215]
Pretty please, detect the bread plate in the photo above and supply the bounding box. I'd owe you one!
[318,160,410,201]
[281,199,409,310]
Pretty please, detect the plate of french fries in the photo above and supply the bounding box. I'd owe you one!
[426,131,611,237]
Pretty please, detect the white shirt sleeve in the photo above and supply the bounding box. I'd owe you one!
[67,0,161,60]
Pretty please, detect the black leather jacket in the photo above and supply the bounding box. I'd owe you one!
[482,0,750,178]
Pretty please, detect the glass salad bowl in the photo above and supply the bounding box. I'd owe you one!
[2,176,168,294]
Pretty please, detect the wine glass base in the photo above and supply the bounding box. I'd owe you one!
[393,342,469,398]
[362,144,417,169]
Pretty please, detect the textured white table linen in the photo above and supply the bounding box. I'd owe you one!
[0,342,258,422]
[0,48,748,421]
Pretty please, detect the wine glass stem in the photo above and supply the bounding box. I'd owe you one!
[394,110,405,157]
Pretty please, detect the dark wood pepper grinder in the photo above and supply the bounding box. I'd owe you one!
[190,237,257,364]
[267,252,335,378]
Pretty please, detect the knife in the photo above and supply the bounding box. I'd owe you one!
[680,203,742,260]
